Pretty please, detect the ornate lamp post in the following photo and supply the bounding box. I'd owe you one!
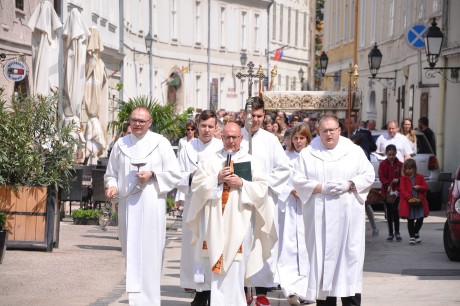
[319,51,328,76]
[144,32,154,97]
[346,63,359,137]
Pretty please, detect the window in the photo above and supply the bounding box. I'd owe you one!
[171,0,178,41]
[272,4,277,40]
[195,1,201,44]
[15,0,24,10]
[241,11,247,50]
[254,14,260,52]
[285,75,289,91]
[295,10,299,46]
[417,0,425,20]
[371,0,377,43]
[388,0,394,37]
[344,1,349,42]
[350,0,355,39]
[359,0,366,47]
[287,7,291,44]
[220,7,226,47]
[279,4,284,42]
[303,12,307,48]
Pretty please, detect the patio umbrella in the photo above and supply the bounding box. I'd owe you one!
[83,27,107,164]
[27,0,62,96]
[62,7,90,125]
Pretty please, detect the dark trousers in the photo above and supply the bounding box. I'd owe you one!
[385,198,400,235]
[408,218,424,237]
[316,293,361,306]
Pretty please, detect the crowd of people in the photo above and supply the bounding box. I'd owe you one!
[104,102,434,306]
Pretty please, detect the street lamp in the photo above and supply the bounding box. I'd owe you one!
[298,67,304,90]
[368,43,382,78]
[144,32,153,54]
[144,32,154,97]
[232,52,249,76]
[423,18,459,83]
[319,51,328,76]
[368,43,396,91]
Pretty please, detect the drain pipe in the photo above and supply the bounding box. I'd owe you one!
[266,1,274,88]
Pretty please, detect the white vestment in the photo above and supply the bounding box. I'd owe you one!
[277,150,308,299]
[241,128,290,287]
[176,138,223,290]
[292,136,375,301]
[375,132,413,161]
[105,131,181,306]
[187,149,276,305]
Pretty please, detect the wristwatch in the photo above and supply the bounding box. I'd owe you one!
[348,180,356,191]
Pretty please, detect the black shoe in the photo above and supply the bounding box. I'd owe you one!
[191,291,210,306]
[386,234,394,241]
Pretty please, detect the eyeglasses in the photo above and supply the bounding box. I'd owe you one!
[130,118,150,125]
[186,128,195,131]
[222,135,241,141]
[319,127,340,135]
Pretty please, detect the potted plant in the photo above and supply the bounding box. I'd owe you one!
[71,208,101,225]
[0,92,77,251]
[0,211,7,263]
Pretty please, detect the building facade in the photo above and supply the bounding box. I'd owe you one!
[322,0,460,174]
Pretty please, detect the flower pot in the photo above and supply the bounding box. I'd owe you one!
[0,230,8,264]
[0,186,59,252]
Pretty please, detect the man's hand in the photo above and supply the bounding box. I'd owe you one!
[105,186,118,200]
[136,171,154,184]
[290,189,300,200]
[222,174,243,188]
[218,166,233,184]
[321,182,338,194]
[330,180,350,195]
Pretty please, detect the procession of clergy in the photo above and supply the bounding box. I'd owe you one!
[104,98,375,306]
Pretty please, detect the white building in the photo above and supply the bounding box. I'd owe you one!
[323,0,460,173]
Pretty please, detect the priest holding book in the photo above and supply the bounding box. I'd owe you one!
[186,122,277,305]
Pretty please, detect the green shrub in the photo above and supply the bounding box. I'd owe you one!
[71,209,101,219]
[0,212,6,230]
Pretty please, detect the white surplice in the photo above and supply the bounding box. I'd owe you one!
[241,128,290,287]
[277,150,308,299]
[176,137,223,290]
[105,131,181,306]
[292,136,375,301]
[186,149,276,306]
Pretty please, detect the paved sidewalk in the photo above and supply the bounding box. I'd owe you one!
[1,211,460,305]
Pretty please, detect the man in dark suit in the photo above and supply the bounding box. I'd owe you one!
[342,116,376,160]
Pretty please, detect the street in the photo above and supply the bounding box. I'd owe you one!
[1,210,460,306]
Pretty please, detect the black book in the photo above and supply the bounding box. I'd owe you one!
[233,161,252,181]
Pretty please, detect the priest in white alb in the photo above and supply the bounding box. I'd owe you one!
[105,106,181,306]
[292,114,374,306]
[187,122,277,306]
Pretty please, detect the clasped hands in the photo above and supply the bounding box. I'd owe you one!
[218,166,243,188]
[321,180,351,195]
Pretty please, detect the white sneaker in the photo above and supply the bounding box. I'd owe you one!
[287,294,301,306]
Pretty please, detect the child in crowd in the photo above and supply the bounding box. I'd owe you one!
[378,144,403,241]
[399,159,430,245]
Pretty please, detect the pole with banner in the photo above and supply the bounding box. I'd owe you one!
[236,62,265,154]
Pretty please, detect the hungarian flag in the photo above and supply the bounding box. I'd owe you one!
[273,48,284,61]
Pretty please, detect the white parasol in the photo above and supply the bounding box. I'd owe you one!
[27,0,62,96]
[83,27,108,164]
[62,7,90,125]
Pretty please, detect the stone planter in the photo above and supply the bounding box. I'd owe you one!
[0,230,8,264]
[73,218,99,225]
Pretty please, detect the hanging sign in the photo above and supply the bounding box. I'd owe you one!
[3,59,28,82]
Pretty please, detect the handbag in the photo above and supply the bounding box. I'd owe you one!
[366,189,384,205]
[408,197,423,207]
[386,186,398,204]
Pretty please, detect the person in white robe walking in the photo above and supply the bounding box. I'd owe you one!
[187,122,277,306]
[277,124,314,305]
[292,114,374,305]
[176,110,223,305]
[105,106,181,306]
[241,97,290,306]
